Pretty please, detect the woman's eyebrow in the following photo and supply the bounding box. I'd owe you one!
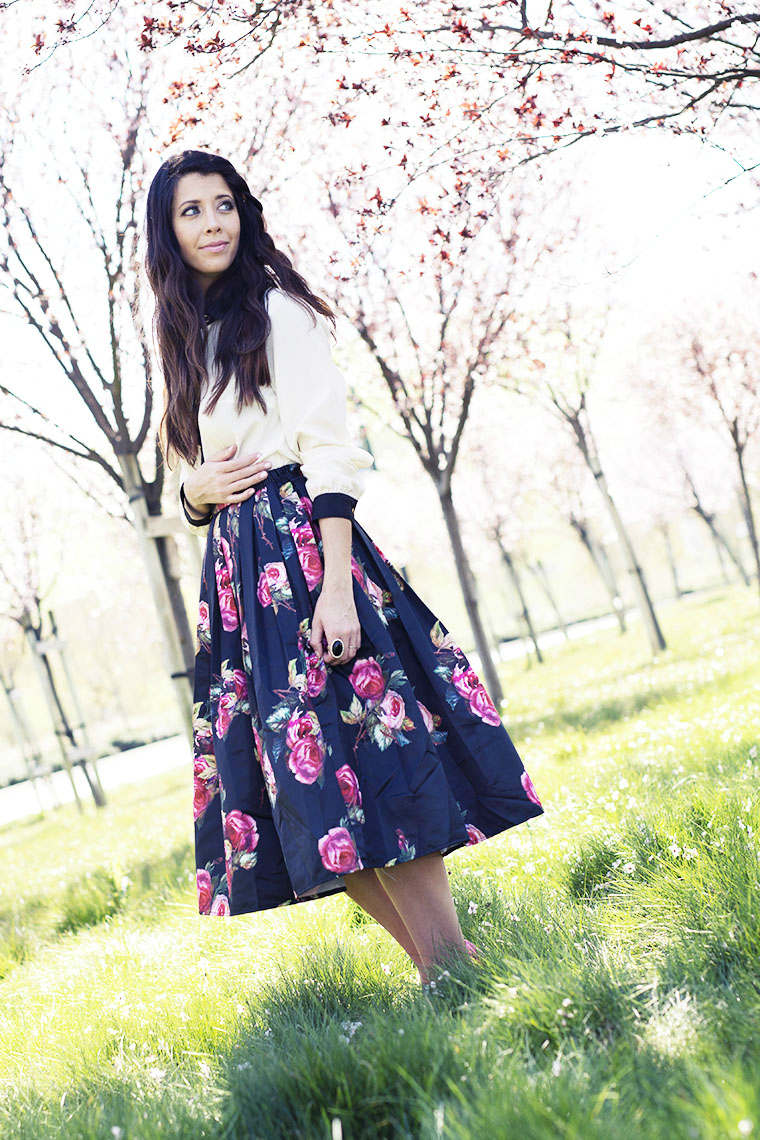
[177,194,233,208]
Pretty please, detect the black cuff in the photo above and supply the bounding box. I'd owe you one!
[310,492,357,522]
[180,483,215,527]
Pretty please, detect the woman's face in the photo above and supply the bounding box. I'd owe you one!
[172,171,241,292]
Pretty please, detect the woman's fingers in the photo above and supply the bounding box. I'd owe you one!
[309,611,325,661]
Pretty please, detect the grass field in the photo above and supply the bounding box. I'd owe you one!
[0,583,758,1140]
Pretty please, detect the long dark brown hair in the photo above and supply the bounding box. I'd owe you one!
[144,150,336,468]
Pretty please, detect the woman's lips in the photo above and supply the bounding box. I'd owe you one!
[202,241,228,251]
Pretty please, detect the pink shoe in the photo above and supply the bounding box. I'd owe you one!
[464,939,480,961]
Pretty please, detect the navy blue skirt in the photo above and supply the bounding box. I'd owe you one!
[192,462,544,915]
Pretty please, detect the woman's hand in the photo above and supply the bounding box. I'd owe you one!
[310,580,361,667]
[183,443,271,512]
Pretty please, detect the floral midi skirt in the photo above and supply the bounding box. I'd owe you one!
[192,462,544,916]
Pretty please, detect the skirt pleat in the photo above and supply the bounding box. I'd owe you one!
[192,463,544,916]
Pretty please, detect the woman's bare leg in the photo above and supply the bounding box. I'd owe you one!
[375,852,467,981]
[344,866,424,970]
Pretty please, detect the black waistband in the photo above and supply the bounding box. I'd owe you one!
[266,461,304,487]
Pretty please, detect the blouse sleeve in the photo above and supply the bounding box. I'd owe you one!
[176,448,215,538]
[267,291,373,520]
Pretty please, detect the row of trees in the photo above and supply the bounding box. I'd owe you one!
[0,6,757,737]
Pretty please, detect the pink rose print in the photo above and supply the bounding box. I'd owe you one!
[299,495,313,519]
[335,764,362,807]
[351,555,364,583]
[366,578,384,610]
[287,736,324,784]
[256,570,272,607]
[194,720,213,753]
[378,690,406,730]
[285,710,321,748]
[292,525,324,590]
[210,893,230,916]
[416,700,435,734]
[466,823,488,845]
[215,537,239,631]
[318,827,363,874]
[233,669,248,702]
[193,771,215,821]
[197,869,213,914]
[197,600,210,640]
[349,656,386,703]
[305,650,327,698]
[224,810,259,853]
[260,746,278,803]
[215,691,237,739]
[521,770,542,806]
[452,665,501,727]
[452,664,481,702]
[469,685,502,727]
[264,561,288,590]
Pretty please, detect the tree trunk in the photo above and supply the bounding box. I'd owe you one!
[527,558,569,640]
[689,504,748,586]
[437,488,504,706]
[497,542,544,663]
[119,454,195,743]
[592,466,666,652]
[734,443,760,597]
[658,522,683,600]
[568,516,627,633]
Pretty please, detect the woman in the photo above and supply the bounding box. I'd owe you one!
[145,150,544,986]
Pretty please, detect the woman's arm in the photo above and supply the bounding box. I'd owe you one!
[309,517,361,666]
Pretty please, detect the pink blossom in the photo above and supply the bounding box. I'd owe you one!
[349,656,385,703]
[224,809,259,853]
[416,700,435,734]
[351,555,364,582]
[466,823,488,845]
[521,770,542,806]
[299,495,312,519]
[317,827,363,874]
[198,600,210,634]
[210,893,230,916]
[335,764,361,807]
[378,690,406,730]
[197,869,212,914]
[287,736,324,784]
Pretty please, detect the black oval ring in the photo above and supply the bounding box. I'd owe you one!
[330,637,345,658]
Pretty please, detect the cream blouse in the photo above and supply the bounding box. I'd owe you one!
[175,287,373,537]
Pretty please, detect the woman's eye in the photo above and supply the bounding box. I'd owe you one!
[219,200,234,211]
[181,205,199,217]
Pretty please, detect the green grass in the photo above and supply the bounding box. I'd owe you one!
[0,583,758,1139]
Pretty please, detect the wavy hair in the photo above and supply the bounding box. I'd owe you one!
[144,150,336,468]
